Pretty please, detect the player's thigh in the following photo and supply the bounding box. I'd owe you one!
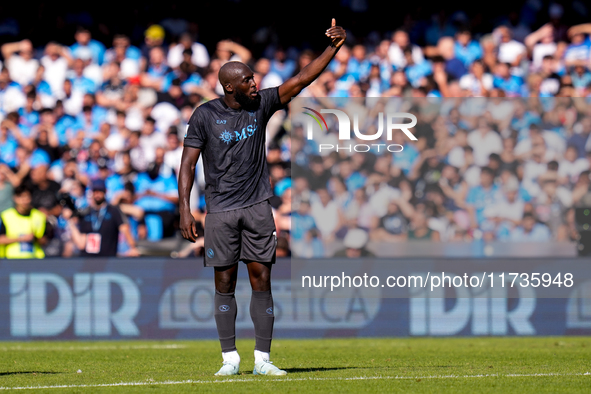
[240,200,277,263]
[204,210,241,267]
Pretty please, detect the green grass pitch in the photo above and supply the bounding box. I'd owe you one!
[0,337,589,393]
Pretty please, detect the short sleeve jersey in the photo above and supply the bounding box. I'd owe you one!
[184,87,284,213]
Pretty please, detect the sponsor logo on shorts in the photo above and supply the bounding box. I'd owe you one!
[219,305,230,312]
[266,307,273,315]
[207,248,215,258]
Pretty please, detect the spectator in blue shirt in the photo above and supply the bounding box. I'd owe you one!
[512,101,542,143]
[509,212,551,242]
[564,30,591,67]
[53,100,77,146]
[69,27,106,66]
[328,45,358,96]
[269,47,296,82]
[17,90,39,137]
[571,65,591,90]
[466,166,499,230]
[161,61,203,94]
[69,58,96,95]
[28,65,54,110]
[141,46,171,91]
[132,148,178,241]
[291,199,317,243]
[104,34,142,65]
[437,36,467,80]
[133,148,178,214]
[347,45,371,82]
[363,62,390,96]
[75,105,102,141]
[0,119,20,168]
[392,137,420,176]
[493,62,526,97]
[339,158,366,192]
[454,29,482,68]
[403,47,432,87]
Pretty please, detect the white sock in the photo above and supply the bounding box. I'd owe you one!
[254,350,270,364]
[222,350,240,364]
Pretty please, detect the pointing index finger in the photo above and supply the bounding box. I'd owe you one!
[332,18,336,27]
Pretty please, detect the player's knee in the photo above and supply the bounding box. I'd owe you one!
[215,274,237,293]
[216,279,236,293]
[250,274,271,291]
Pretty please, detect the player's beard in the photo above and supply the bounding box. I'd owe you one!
[235,89,261,112]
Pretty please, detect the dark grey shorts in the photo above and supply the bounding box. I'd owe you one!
[203,200,277,267]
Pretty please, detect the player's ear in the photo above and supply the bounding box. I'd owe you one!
[225,83,233,93]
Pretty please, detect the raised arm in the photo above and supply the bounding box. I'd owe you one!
[524,23,553,49]
[568,24,591,37]
[278,18,346,105]
[178,145,201,242]
[1,39,31,60]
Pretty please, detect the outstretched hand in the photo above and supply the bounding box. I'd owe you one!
[325,18,346,49]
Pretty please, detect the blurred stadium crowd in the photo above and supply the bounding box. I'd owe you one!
[288,96,591,257]
[1,2,591,257]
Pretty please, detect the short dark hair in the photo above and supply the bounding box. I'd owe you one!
[489,153,501,163]
[481,166,495,176]
[523,212,535,220]
[431,55,445,64]
[310,155,323,165]
[13,184,32,196]
[124,181,135,194]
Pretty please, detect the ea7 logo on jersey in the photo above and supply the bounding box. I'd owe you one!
[216,119,227,124]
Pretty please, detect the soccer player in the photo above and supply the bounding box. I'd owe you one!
[178,19,346,376]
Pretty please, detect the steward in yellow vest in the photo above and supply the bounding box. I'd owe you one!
[0,184,48,259]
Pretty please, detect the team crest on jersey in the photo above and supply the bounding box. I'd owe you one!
[219,130,233,144]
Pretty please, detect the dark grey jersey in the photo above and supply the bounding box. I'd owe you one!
[184,87,284,213]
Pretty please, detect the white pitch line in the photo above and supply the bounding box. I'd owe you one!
[0,344,187,352]
[0,372,589,390]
